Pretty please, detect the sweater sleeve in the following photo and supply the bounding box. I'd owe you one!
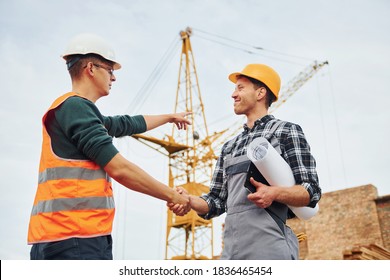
[55,97,119,167]
[103,115,147,137]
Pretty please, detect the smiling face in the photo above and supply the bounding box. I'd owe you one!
[231,76,261,116]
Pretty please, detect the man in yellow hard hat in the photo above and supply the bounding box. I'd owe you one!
[169,63,321,259]
[28,33,190,260]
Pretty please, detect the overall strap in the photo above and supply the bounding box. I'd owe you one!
[262,120,290,230]
[265,119,297,221]
[265,120,284,155]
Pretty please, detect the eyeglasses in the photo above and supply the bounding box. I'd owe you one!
[92,63,114,77]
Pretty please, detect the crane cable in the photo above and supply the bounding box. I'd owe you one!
[190,26,323,132]
[117,35,181,259]
[326,65,348,187]
[116,35,182,259]
[315,72,333,186]
[124,35,181,115]
[125,27,319,116]
[192,27,314,65]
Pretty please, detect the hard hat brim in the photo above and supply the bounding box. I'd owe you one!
[62,33,121,70]
[228,71,260,84]
[228,65,280,101]
[62,53,121,70]
[228,72,242,83]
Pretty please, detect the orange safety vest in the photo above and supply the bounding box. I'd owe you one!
[28,92,115,244]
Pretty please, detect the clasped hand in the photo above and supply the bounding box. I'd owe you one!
[167,187,192,216]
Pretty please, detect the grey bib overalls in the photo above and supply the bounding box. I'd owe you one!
[220,121,299,260]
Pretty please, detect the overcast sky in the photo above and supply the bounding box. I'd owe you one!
[1,0,389,260]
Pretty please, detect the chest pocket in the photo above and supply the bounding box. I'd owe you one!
[224,155,255,214]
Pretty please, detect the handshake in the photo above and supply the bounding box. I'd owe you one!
[167,187,193,216]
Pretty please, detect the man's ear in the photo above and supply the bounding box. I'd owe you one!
[256,87,267,101]
[85,62,95,77]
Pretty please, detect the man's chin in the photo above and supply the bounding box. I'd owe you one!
[233,109,243,115]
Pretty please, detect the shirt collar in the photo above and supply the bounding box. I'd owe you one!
[243,114,275,132]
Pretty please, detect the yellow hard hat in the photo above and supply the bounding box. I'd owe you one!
[228,64,281,100]
[62,33,121,70]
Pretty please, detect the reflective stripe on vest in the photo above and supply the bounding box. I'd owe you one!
[28,92,115,244]
[31,196,115,215]
[38,166,108,184]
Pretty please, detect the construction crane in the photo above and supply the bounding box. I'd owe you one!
[133,27,225,259]
[132,27,328,260]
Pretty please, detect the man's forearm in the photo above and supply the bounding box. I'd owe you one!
[104,153,186,204]
[143,114,171,131]
[273,184,310,207]
[189,195,210,215]
[143,112,191,131]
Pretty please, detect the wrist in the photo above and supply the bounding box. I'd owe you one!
[171,190,181,204]
[168,114,175,123]
[188,195,195,208]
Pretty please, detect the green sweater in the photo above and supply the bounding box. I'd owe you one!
[45,96,147,167]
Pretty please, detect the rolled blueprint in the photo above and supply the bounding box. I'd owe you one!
[247,137,319,220]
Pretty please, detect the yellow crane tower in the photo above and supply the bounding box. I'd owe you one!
[132,27,328,259]
[133,27,225,259]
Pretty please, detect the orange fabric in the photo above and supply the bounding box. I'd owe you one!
[28,92,115,244]
[36,178,111,201]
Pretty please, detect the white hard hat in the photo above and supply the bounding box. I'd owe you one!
[62,33,121,70]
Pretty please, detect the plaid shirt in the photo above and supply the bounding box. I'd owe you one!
[201,114,321,219]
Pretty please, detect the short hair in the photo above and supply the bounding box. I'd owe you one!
[238,75,276,107]
[66,54,113,80]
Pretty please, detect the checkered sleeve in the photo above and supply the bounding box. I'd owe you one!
[199,143,229,219]
[281,123,321,207]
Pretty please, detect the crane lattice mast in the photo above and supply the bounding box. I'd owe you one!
[133,27,225,259]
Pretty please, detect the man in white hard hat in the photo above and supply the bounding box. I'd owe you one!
[28,33,190,260]
[169,64,321,259]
